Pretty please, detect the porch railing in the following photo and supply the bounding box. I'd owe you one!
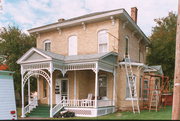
[61,99,95,108]
[24,96,38,115]
[54,99,113,109]
[52,100,64,117]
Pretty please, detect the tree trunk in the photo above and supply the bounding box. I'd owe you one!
[172,0,180,120]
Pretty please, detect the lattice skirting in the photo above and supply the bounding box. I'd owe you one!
[65,106,115,117]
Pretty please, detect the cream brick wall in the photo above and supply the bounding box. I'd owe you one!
[118,20,146,63]
[36,18,148,110]
[116,66,144,111]
[37,20,119,56]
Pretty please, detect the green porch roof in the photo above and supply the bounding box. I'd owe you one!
[17,47,118,65]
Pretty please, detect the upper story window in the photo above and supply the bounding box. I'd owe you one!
[44,40,51,51]
[125,36,129,57]
[98,30,109,53]
[68,36,77,56]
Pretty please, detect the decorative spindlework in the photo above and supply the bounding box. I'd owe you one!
[65,63,96,71]
[23,63,50,72]
[23,70,51,87]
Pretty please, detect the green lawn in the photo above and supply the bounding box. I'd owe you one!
[17,106,172,120]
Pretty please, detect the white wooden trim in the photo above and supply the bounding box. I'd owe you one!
[43,40,51,51]
[68,36,78,56]
[60,78,69,100]
[28,10,124,33]
[98,29,109,53]
[74,71,77,100]
[37,76,40,100]
[50,62,53,118]
[113,68,116,106]
[21,71,25,118]
[17,48,52,64]
[98,75,108,98]
[95,62,99,108]
[28,79,31,106]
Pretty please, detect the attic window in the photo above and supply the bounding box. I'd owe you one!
[44,40,51,51]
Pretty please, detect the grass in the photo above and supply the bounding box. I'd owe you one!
[17,106,172,120]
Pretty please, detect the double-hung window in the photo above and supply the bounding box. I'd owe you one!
[68,36,77,56]
[126,75,137,99]
[98,30,108,53]
[98,76,107,98]
[44,40,51,51]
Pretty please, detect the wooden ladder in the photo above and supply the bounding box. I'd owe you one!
[124,55,140,114]
[149,90,160,112]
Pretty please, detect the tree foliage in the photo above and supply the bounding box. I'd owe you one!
[147,12,177,81]
[0,26,36,104]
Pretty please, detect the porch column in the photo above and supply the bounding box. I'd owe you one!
[74,71,77,100]
[37,76,40,100]
[113,67,117,106]
[50,63,53,118]
[28,78,31,106]
[94,62,99,108]
[21,66,25,117]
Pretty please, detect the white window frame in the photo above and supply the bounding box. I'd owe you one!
[44,40,51,51]
[125,75,137,100]
[125,36,129,57]
[68,36,77,56]
[60,78,69,100]
[98,75,108,99]
[98,30,109,53]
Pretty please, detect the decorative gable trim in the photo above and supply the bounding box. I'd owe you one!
[17,48,52,64]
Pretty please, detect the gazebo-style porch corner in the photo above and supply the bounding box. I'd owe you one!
[17,47,118,117]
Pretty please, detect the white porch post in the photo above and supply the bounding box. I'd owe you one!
[28,78,31,112]
[28,78,31,103]
[21,66,25,117]
[50,62,53,118]
[94,62,99,108]
[74,71,77,100]
[37,76,40,100]
[113,67,116,106]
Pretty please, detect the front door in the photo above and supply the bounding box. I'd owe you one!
[55,79,68,104]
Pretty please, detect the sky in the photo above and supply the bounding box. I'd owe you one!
[0,0,178,37]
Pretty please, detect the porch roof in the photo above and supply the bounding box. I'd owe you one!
[144,65,164,75]
[17,47,118,65]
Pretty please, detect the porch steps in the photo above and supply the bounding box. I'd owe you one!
[27,105,50,118]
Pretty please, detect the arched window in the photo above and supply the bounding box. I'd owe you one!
[44,40,51,51]
[68,36,77,55]
[125,36,129,57]
[98,30,109,53]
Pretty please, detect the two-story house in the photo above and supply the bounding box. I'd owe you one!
[17,7,150,118]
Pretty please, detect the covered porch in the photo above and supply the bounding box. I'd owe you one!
[17,48,118,117]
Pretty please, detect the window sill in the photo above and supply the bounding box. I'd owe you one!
[125,98,138,101]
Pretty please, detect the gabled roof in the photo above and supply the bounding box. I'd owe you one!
[28,8,150,45]
[144,65,164,75]
[17,47,118,65]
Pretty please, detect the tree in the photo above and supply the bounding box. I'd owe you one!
[0,26,36,106]
[147,12,177,83]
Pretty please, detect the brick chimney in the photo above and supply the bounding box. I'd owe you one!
[131,7,138,24]
[58,18,65,23]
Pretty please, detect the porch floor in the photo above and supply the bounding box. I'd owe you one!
[26,105,50,118]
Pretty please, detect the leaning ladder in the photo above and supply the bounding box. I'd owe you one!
[149,90,160,112]
[124,55,140,114]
